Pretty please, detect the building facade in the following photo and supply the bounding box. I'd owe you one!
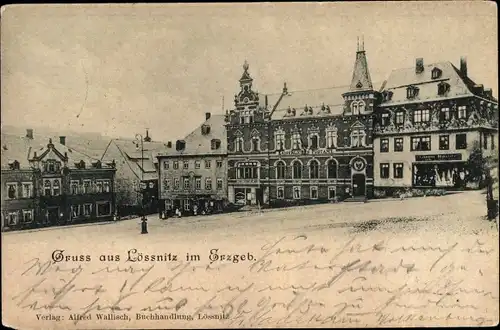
[226,43,378,206]
[373,58,498,195]
[100,131,168,216]
[1,135,116,231]
[157,113,228,216]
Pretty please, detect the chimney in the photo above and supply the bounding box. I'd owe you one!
[415,58,424,74]
[167,141,172,148]
[205,112,211,121]
[484,88,492,98]
[26,129,33,139]
[460,57,467,77]
[265,95,268,109]
[59,136,66,145]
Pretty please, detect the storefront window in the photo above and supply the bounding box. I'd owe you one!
[413,163,466,187]
[277,186,284,199]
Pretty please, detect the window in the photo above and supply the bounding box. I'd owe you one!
[191,160,199,169]
[163,161,169,170]
[7,183,17,199]
[413,109,430,123]
[458,106,467,119]
[96,180,103,193]
[71,180,79,194]
[252,138,260,151]
[83,204,92,216]
[326,129,338,149]
[235,138,243,152]
[275,132,285,151]
[432,68,442,79]
[456,134,467,149]
[309,160,319,179]
[52,180,60,196]
[394,138,403,152]
[380,163,390,179]
[350,129,366,147]
[96,202,111,217]
[22,183,32,198]
[393,163,404,179]
[411,136,431,151]
[328,187,336,200]
[184,199,191,211]
[237,165,258,179]
[440,108,451,121]
[8,212,18,226]
[44,180,52,196]
[71,205,80,219]
[310,186,318,200]
[492,135,496,150]
[292,161,302,179]
[173,161,179,170]
[103,180,111,193]
[483,134,488,149]
[395,111,404,125]
[439,135,450,150]
[195,178,201,190]
[216,160,223,168]
[438,82,450,95]
[216,178,223,190]
[277,186,284,199]
[240,117,244,125]
[276,161,286,179]
[211,139,221,150]
[205,160,211,168]
[183,178,190,190]
[310,135,319,149]
[327,160,337,179]
[22,210,33,223]
[174,178,180,190]
[407,86,419,99]
[165,179,171,190]
[292,132,302,150]
[380,139,389,152]
[381,113,390,126]
[293,186,301,199]
[205,178,212,190]
[183,161,189,169]
[48,161,55,172]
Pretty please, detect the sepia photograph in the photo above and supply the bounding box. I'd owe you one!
[1,2,498,329]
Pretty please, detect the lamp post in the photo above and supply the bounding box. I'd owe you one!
[135,133,148,234]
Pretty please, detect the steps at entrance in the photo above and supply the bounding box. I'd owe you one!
[344,196,368,203]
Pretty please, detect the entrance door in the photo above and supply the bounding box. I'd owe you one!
[47,207,59,225]
[256,188,264,206]
[352,174,366,197]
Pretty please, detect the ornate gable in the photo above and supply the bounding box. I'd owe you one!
[351,120,366,129]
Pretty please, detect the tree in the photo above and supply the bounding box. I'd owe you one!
[466,141,486,182]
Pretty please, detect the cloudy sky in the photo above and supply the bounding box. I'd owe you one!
[1,2,497,141]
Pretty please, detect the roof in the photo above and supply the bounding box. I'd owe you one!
[348,50,373,92]
[156,114,227,158]
[1,133,110,170]
[101,138,170,181]
[268,84,381,120]
[380,61,497,106]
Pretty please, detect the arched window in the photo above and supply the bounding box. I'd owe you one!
[44,180,52,196]
[309,160,319,179]
[310,135,318,149]
[327,160,338,178]
[358,101,366,113]
[8,185,16,199]
[252,137,260,151]
[276,161,286,179]
[292,161,302,179]
[351,102,359,114]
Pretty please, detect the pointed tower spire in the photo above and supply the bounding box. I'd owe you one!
[348,38,373,92]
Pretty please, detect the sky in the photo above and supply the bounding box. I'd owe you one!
[1,2,497,142]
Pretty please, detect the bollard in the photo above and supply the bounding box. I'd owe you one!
[141,217,148,234]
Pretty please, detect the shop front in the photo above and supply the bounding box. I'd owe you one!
[163,194,224,217]
[412,153,468,188]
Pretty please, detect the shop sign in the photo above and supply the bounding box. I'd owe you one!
[277,148,336,156]
[415,154,462,162]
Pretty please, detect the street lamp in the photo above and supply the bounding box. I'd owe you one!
[135,133,148,233]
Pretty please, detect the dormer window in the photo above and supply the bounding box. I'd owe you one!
[176,140,186,151]
[8,160,20,170]
[211,139,221,150]
[201,125,211,135]
[382,91,393,102]
[438,82,450,96]
[407,86,419,99]
[381,113,390,126]
[431,67,442,79]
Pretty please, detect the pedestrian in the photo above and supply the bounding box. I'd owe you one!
[193,204,198,216]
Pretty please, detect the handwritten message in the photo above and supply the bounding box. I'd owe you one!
[3,233,499,328]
